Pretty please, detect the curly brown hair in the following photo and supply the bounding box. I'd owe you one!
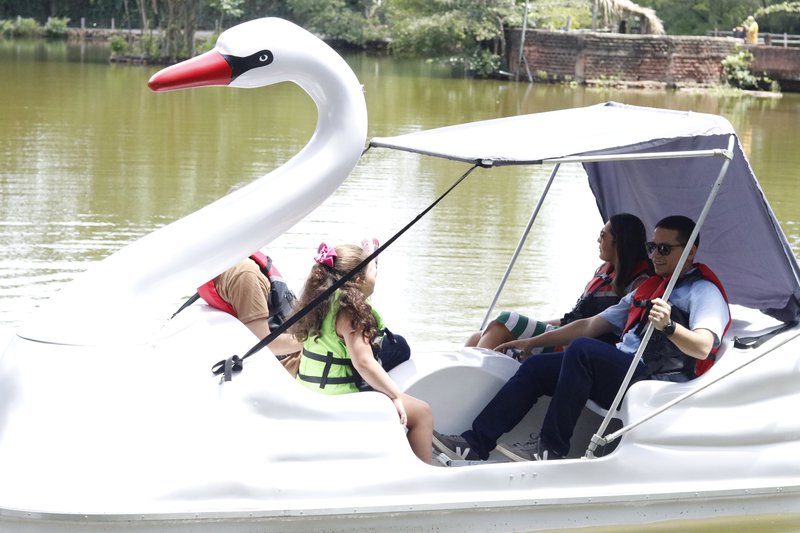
[290,244,379,343]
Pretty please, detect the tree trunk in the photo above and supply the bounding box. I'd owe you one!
[137,0,149,32]
[182,0,197,59]
[164,0,178,62]
[160,0,197,62]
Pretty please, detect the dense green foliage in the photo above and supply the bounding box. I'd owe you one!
[2,0,800,76]
[44,17,71,38]
[722,48,778,91]
[754,1,800,33]
[637,0,800,35]
[2,0,799,38]
[387,0,519,77]
[0,15,69,38]
[208,0,245,31]
[285,0,383,46]
[2,16,40,37]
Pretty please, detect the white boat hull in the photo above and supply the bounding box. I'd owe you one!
[2,305,799,531]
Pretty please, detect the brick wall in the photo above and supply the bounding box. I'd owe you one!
[749,44,800,90]
[507,30,738,87]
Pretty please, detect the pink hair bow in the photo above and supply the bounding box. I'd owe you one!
[315,242,337,267]
[361,237,379,254]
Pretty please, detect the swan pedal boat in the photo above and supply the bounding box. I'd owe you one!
[1,17,800,532]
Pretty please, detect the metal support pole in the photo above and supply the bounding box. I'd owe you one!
[516,2,530,82]
[480,164,560,331]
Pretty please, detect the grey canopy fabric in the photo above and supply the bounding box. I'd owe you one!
[369,102,800,322]
[370,102,734,166]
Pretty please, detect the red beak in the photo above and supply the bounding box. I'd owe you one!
[148,50,232,92]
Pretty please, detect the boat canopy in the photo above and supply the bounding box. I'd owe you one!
[369,102,800,322]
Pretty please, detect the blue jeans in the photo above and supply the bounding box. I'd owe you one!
[462,337,648,459]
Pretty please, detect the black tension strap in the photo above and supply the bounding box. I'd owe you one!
[733,320,798,350]
[211,162,480,381]
[171,293,201,319]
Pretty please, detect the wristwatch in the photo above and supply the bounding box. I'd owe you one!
[662,319,676,337]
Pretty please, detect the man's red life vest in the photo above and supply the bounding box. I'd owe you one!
[197,252,296,329]
[623,263,730,376]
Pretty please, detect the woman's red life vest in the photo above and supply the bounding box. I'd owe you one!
[623,263,730,376]
[197,252,296,329]
[561,259,651,326]
[582,259,651,294]
[581,262,615,295]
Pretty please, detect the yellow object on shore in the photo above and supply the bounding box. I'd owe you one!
[744,15,759,44]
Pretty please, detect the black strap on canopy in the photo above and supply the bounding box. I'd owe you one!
[211,162,480,381]
[170,293,201,319]
[733,320,798,350]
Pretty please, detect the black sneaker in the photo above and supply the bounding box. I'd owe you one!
[496,434,564,462]
[432,430,480,461]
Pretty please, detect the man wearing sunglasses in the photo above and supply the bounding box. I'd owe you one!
[433,215,730,463]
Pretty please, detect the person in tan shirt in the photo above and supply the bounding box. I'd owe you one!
[214,259,301,357]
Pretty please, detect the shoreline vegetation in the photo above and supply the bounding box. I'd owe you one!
[4,0,800,91]
[0,15,782,96]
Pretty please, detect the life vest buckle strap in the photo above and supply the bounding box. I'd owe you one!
[211,355,243,381]
[298,348,357,389]
[297,373,356,385]
[301,348,352,364]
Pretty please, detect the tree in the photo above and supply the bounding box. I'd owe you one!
[754,1,800,34]
[636,0,774,35]
[208,0,244,32]
[285,0,387,45]
[386,0,520,78]
[594,0,664,34]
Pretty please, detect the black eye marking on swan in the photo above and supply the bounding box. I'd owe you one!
[223,49,274,81]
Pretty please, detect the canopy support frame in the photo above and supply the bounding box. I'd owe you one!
[474,137,739,459]
[479,144,735,334]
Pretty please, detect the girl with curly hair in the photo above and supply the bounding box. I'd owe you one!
[292,242,433,463]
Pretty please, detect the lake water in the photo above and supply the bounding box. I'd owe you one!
[1,39,799,353]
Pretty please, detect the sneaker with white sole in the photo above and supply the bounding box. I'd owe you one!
[432,430,480,461]
[496,434,564,462]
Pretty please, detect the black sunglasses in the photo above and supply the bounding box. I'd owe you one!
[646,241,685,257]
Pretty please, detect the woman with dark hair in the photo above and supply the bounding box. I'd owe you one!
[466,213,651,357]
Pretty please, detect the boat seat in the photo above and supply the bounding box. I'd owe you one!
[585,399,612,417]
[712,331,734,362]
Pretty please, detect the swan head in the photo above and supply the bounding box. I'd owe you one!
[148,18,336,92]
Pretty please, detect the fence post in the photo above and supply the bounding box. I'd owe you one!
[111,18,115,30]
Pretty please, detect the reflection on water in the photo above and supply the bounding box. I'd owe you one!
[1,40,798,353]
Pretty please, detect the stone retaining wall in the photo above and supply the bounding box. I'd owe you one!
[507,29,738,88]
[750,45,800,91]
